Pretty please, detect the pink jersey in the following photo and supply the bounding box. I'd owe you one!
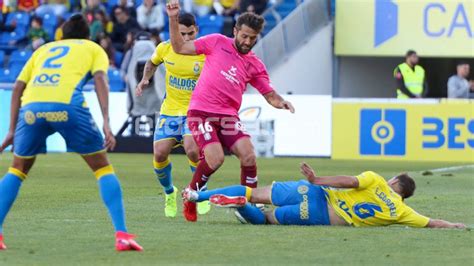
[189,34,274,116]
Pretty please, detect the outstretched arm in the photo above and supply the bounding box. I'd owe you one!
[0,81,27,152]
[300,162,359,188]
[426,219,466,229]
[166,0,197,55]
[263,91,295,113]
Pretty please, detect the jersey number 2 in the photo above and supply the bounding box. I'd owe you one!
[43,46,70,69]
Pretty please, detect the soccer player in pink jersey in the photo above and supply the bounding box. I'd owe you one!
[166,0,295,222]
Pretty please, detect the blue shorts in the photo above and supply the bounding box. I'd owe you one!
[154,115,191,144]
[14,103,104,157]
[271,180,330,226]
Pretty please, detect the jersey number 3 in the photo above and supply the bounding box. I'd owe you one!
[43,46,70,69]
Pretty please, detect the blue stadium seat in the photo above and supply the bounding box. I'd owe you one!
[0,68,15,83]
[41,13,58,28]
[262,14,277,35]
[108,69,125,92]
[135,0,143,8]
[9,63,24,77]
[9,50,32,66]
[0,51,5,67]
[0,28,27,45]
[114,51,124,67]
[6,12,31,27]
[276,1,297,18]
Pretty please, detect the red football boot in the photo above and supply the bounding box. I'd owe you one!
[0,234,6,250]
[115,232,143,252]
[210,194,247,208]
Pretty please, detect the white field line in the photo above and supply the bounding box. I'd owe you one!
[423,165,474,173]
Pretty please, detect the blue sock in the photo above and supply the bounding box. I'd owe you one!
[97,173,127,232]
[0,168,26,234]
[154,159,174,194]
[197,185,249,202]
[237,204,266,224]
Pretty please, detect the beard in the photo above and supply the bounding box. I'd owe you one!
[234,40,253,54]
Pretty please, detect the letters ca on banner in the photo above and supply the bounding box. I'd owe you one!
[335,0,474,57]
[332,101,474,162]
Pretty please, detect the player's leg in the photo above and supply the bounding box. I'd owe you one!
[58,106,141,251]
[153,139,180,218]
[0,156,35,249]
[82,152,141,251]
[183,134,210,215]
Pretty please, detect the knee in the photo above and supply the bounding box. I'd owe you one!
[184,146,199,163]
[154,150,169,163]
[240,151,256,166]
[205,153,224,170]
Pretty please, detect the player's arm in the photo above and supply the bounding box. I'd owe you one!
[263,91,295,113]
[300,162,359,188]
[94,71,116,151]
[426,219,466,229]
[0,81,27,152]
[136,60,159,96]
[395,68,417,98]
[166,0,197,55]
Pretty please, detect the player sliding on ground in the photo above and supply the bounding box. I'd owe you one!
[183,162,466,228]
[166,0,295,222]
[0,14,142,251]
[135,13,210,218]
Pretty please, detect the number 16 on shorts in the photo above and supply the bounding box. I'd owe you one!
[198,121,213,141]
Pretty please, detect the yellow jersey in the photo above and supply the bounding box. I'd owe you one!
[324,171,430,227]
[150,41,205,116]
[18,39,109,107]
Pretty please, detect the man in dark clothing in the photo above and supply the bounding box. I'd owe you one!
[110,6,141,52]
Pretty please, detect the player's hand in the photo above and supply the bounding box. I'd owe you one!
[300,162,316,182]
[281,100,295,113]
[0,131,14,153]
[453,223,466,229]
[103,124,116,151]
[166,0,180,17]
[135,79,149,96]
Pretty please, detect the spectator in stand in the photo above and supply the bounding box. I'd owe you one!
[97,33,117,67]
[110,6,140,52]
[149,28,161,45]
[27,16,49,50]
[214,0,240,16]
[447,62,474,99]
[17,0,39,13]
[89,9,113,42]
[239,0,267,14]
[35,0,69,18]
[82,0,107,16]
[183,0,213,17]
[110,0,137,23]
[137,0,165,32]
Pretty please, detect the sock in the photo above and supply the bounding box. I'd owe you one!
[189,159,215,191]
[236,203,266,224]
[0,168,26,234]
[196,185,252,202]
[95,165,127,232]
[241,165,258,188]
[188,159,198,173]
[154,158,174,194]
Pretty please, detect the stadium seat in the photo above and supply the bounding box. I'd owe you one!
[0,68,15,83]
[197,15,224,36]
[9,50,32,66]
[262,14,277,35]
[135,0,143,8]
[0,50,5,67]
[0,27,27,45]
[6,12,31,27]
[275,0,297,18]
[108,69,125,92]
[42,13,58,29]
[115,51,124,67]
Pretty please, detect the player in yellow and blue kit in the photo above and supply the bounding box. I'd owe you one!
[183,162,466,229]
[135,13,209,218]
[0,14,142,251]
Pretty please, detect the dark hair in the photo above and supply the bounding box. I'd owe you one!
[236,12,265,33]
[406,50,417,57]
[62,14,90,39]
[115,6,128,16]
[395,173,416,199]
[31,16,43,26]
[179,12,196,27]
[456,61,469,66]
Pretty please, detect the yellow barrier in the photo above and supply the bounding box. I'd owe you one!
[332,100,474,162]
[335,0,474,57]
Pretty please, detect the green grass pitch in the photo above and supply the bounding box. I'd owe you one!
[0,153,472,265]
